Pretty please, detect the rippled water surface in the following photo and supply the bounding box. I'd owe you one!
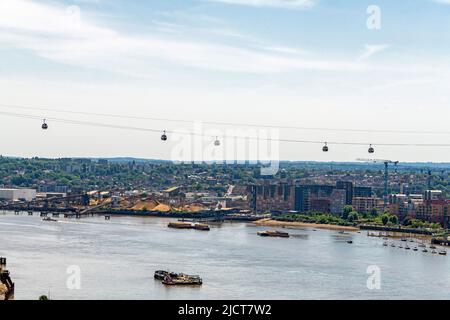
[1,212,449,300]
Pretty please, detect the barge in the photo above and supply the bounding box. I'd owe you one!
[0,258,14,301]
[168,222,210,231]
[257,230,289,238]
[154,270,202,286]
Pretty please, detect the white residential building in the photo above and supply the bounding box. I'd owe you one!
[0,189,37,202]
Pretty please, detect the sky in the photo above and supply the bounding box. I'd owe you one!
[0,0,449,162]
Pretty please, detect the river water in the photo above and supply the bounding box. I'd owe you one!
[1,212,449,300]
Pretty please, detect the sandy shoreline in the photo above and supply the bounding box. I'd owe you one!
[253,219,360,232]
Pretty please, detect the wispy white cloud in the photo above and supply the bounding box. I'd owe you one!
[432,0,450,5]
[358,44,389,61]
[0,0,363,76]
[205,0,316,9]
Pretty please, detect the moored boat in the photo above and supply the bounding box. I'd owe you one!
[257,230,289,238]
[154,270,179,280]
[42,217,58,222]
[162,274,202,286]
[193,223,210,231]
[439,250,447,256]
[168,222,193,229]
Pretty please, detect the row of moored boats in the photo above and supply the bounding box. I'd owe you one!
[382,240,447,255]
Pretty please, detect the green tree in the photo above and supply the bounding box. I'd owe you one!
[389,215,398,225]
[381,214,389,226]
[348,211,359,222]
[342,205,353,220]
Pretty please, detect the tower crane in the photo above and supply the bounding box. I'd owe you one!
[356,158,399,210]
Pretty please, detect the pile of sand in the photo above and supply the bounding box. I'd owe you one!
[131,199,159,211]
[180,203,205,212]
[153,203,172,212]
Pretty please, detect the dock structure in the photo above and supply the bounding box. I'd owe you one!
[0,258,15,301]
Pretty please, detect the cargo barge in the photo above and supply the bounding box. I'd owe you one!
[257,230,290,238]
[0,257,14,300]
[168,222,210,231]
[154,270,203,286]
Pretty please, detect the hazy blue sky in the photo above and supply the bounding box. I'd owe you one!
[0,0,449,162]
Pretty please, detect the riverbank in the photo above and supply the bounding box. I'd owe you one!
[253,219,359,232]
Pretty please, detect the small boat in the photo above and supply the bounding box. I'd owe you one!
[405,246,411,250]
[398,245,403,249]
[413,247,418,251]
[432,250,437,254]
[257,230,289,238]
[193,223,210,231]
[42,217,58,222]
[347,240,353,244]
[418,243,426,248]
[439,250,447,256]
[401,238,407,242]
[430,245,437,249]
[162,274,202,286]
[154,270,179,280]
[391,243,396,248]
[422,248,428,253]
[383,242,388,247]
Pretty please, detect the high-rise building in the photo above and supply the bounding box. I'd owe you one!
[354,186,372,198]
[336,181,353,205]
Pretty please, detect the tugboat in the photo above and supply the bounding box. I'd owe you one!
[161,274,202,286]
[154,270,179,280]
[257,230,290,238]
[42,217,58,222]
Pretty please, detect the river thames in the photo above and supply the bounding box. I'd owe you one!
[1,212,450,300]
